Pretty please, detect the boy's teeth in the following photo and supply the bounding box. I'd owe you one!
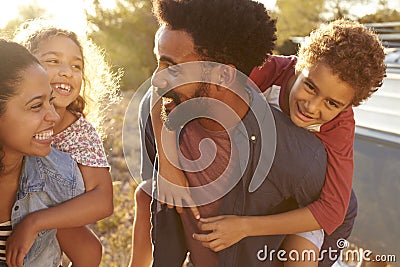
[34,130,53,140]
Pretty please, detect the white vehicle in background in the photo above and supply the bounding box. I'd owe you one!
[290,25,400,266]
[332,22,400,266]
[354,49,400,136]
[339,45,400,266]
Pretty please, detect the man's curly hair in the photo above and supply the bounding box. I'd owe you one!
[296,19,386,106]
[152,0,276,76]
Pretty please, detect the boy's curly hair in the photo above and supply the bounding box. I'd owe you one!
[14,19,122,138]
[296,19,386,106]
[152,0,276,76]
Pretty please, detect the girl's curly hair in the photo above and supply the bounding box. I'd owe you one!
[14,19,122,138]
[296,19,386,106]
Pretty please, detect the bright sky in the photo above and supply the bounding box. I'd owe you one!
[0,0,399,33]
[258,0,400,12]
[0,0,118,35]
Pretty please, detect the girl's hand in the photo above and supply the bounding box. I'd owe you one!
[6,215,39,267]
[193,215,248,252]
[157,167,200,219]
[150,88,200,219]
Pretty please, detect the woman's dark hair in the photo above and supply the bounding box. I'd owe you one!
[152,0,277,76]
[0,38,42,172]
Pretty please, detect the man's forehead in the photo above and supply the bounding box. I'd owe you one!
[154,26,198,61]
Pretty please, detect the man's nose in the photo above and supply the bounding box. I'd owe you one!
[151,70,170,97]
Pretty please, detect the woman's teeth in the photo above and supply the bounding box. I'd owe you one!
[34,130,53,140]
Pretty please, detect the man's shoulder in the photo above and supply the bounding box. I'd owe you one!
[247,89,321,149]
[139,88,152,116]
[263,106,327,181]
[250,55,297,92]
[271,107,323,151]
[138,88,153,130]
[243,88,321,150]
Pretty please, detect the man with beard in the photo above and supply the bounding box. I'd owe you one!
[130,0,357,266]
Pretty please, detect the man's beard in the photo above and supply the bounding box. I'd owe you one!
[161,82,211,131]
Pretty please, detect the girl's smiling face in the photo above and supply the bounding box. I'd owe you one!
[34,35,83,110]
[289,64,355,128]
[0,64,59,158]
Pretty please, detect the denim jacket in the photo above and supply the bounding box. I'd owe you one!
[0,148,84,267]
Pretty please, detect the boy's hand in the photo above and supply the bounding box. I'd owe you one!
[193,215,247,252]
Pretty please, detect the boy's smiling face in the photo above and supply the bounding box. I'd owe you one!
[289,63,355,128]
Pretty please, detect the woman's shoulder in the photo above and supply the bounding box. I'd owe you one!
[22,148,81,189]
[45,147,76,167]
[24,147,73,166]
[26,149,77,177]
[45,148,79,176]
[21,149,84,206]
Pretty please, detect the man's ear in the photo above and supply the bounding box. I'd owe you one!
[216,64,236,88]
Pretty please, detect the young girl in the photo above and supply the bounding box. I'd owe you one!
[0,39,83,267]
[13,19,121,266]
[134,19,386,266]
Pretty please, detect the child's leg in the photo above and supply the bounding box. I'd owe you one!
[129,180,153,267]
[57,226,102,267]
[281,230,323,267]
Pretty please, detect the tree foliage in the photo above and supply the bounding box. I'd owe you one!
[359,0,400,23]
[325,0,370,20]
[0,4,46,39]
[2,0,400,90]
[86,0,158,91]
[274,0,325,54]
[274,0,397,55]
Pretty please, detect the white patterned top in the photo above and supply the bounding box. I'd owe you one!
[52,114,109,168]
